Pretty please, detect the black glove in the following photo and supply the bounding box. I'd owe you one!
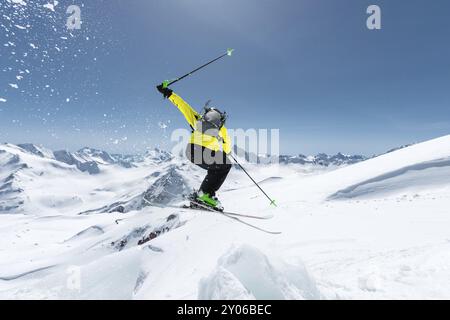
[156,84,173,99]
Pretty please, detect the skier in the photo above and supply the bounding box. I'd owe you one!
[157,83,232,211]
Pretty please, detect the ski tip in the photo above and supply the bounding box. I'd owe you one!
[227,48,234,56]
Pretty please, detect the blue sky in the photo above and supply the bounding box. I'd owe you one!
[1,0,449,156]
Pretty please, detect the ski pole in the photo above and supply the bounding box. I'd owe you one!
[230,154,277,207]
[162,48,234,88]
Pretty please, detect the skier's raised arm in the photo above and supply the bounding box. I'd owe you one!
[219,126,231,154]
[157,84,199,129]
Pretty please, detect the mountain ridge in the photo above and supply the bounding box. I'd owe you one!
[4,142,370,171]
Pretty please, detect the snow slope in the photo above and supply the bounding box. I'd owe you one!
[1,136,450,299]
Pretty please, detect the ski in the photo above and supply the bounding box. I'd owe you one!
[181,203,273,220]
[180,192,274,220]
[185,201,281,235]
[146,201,272,219]
[143,197,280,234]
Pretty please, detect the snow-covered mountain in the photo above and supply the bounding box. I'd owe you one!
[53,147,141,173]
[0,143,367,214]
[1,136,450,299]
[0,143,183,214]
[279,152,366,166]
[0,148,26,212]
[0,143,81,214]
[233,145,366,166]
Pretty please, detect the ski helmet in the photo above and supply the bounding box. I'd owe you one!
[201,100,227,128]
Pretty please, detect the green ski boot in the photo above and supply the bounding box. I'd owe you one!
[194,191,224,211]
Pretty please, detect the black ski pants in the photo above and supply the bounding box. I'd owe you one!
[186,143,232,196]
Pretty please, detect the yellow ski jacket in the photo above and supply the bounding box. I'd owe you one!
[168,92,231,154]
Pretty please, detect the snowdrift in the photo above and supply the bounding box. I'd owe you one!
[198,245,320,300]
[329,157,450,199]
[320,135,450,200]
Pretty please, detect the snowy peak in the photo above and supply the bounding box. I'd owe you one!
[53,147,138,174]
[0,144,77,213]
[0,149,23,169]
[0,172,25,213]
[17,143,55,159]
[144,148,173,163]
[279,152,366,166]
[110,153,143,168]
[234,145,366,166]
[0,149,26,213]
[76,147,117,165]
[142,165,191,205]
[80,163,193,215]
[53,150,100,175]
